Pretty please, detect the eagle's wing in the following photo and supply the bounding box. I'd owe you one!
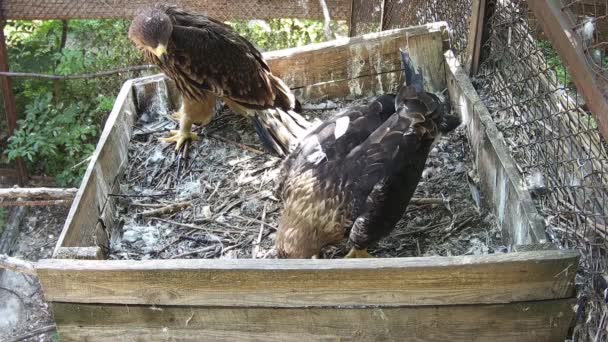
[168,21,276,109]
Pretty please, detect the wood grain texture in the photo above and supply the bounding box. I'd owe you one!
[51,299,574,341]
[465,0,486,74]
[0,187,78,200]
[0,0,352,21]
[265,23,447,93]
[37,250,578,306]
[406,30,447,93]
[445,50,547,247]
[54,247,104,260]
[53,79,137,252]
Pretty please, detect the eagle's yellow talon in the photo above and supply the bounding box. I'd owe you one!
[159,130,199,150]
[345,248,374,258]
[170,112,182,121]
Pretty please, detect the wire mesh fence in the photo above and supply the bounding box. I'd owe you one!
[565,0,608,90]
[0,0,353,22]
[382,0,472,61]
[350,0,472,60]
[473,1,608,340]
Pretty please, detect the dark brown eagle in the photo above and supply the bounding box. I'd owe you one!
[128,5,309,155]
[275,50,461,258]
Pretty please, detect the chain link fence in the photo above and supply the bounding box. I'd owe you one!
[350,0,472,61]
[474,1,608,340]
[565,0,608,90]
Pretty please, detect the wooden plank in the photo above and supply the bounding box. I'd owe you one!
[0,0,352,21]
[36,250,578,306]
[406,30,447,93]
[53,80,137,252]
[264,23,447,91]
[0,21,27,185]
[445,50,547,247]
[0,187,78,200]
[465,0,487,74]
[294,70,403,101]
[528,0,608,142]
[54,247,104,260]
[51,299,574,342]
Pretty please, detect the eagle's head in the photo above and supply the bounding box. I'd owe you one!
[129,7,173,63]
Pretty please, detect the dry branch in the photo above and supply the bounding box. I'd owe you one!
[0,254,37,276]
[139,201,192,218]
[7,325,56,342]
[0,187,78,200]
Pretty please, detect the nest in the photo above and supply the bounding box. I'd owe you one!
[108,96,505,260]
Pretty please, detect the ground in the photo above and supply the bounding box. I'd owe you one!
[109,95,505,261]
[0,206,68,342]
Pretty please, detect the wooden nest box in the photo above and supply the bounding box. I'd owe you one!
[36,23,578,341]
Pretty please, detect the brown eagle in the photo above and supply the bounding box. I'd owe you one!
[128,5,309,155]
[275,50,461,258]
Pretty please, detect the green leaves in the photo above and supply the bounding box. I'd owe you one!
[3,19,143,186]
[228,19,348,51]
[6,92,97,186]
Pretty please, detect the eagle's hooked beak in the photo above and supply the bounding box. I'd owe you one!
[153,44,168,63]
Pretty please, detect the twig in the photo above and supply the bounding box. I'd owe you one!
[0,286,26,307]
[171,245,218,259]
[252,204,267,259]
[209,134,266,155]
[139,201,191,218]
[0,254,37,276]
[229,214,277,230]
[152,217,235,233]
[0,65,157,80]
[409,198,444,205]
[6,325,57,342]
[441,216,475,241]
[207,181,221,201]
[109,192,173,198]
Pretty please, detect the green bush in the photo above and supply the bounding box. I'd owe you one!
[7,93,97,185]
[4,19,143,186]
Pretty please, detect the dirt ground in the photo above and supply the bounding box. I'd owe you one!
[109,96,505,260]
[0,206,68,342]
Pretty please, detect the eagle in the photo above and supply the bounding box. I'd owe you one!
[128,5,310,155]
[275,50,461,258]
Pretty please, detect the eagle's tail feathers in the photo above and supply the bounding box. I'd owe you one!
[269,74,297,111]
[251,114,288,157]
[252,108,312,156]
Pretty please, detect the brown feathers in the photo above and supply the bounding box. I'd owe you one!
[129,5,309,155]
[276,88,461,258]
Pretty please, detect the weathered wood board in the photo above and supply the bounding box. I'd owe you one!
[53,79,137,253]
[52,299,573,342]
[445,50,548,248]
[265,22,448,99]
[37,250,577,306]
